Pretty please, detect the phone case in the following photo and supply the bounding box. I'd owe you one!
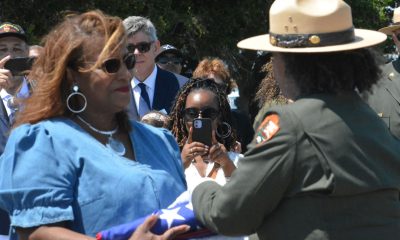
[192,118,212,146]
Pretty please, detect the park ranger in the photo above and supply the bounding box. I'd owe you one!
[363,6,400,139]
[191,0,400,239]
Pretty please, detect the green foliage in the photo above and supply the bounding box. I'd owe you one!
[0,0,397,111]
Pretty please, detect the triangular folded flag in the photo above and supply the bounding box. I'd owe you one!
[96,191,216,240]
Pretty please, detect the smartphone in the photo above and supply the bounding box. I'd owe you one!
[4,57,35,76]
[192,118,212,146]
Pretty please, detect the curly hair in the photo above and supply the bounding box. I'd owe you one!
[192,58,234,95]
[255,58,288,107]
[170,78,237,150]
[14,10,131,131]
[276,48,384,96]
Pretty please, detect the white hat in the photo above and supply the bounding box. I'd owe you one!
[379,7,400,35]
[237,0,386,53]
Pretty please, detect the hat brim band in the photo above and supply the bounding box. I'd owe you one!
[378,24,400,35]
[237,29,386,53]
[270,28,355,48]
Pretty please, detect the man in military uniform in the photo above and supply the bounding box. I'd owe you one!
[363,7,400,139]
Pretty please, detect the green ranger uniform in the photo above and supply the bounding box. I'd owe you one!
[192,92,400,240]
[364,59,400,139]
[253,100,287,131]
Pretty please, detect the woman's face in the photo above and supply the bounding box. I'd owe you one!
[184,89,220,132]
[72,38,133,115]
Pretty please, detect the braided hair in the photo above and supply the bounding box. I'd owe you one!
[170,78,237,151]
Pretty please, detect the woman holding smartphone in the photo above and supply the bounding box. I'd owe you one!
[170,78,240,187]
[170,78,245,239]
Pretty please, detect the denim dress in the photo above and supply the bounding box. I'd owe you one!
[0,118,186,239]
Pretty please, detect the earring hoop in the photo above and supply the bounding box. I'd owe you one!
[216,121,232,139]
[66,84,87,113]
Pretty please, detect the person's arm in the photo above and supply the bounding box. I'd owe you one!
[16,222,96,240]
[16,215,190,240]
[0,125,77,238]
[192,112,298,236]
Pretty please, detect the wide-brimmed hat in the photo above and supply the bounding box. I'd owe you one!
[156,44,182,61]
[237,0,386,53]
[379,7,400,35]
[0,22,27,42]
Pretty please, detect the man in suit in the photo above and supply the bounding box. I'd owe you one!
[0,22,29,237]
[363,7,400,139]
[122,16,186,121]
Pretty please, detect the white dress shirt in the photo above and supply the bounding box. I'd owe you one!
[0,89,13,118]
[131,65,157,111]
[0,78,30,122]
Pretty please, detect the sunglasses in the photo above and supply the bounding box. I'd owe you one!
[127,41,154,54]
[182,107,220,122]
[101,54,135,74]
[157,56,182,65]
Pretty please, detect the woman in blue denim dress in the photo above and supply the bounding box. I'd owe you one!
[0,10,186,239]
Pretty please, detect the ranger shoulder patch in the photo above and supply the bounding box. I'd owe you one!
[255,114,280,145]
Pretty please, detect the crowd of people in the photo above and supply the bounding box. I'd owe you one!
[0,0,400,239]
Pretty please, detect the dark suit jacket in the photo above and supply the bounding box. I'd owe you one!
[0,100,10,235]
[0,100,10,155]
[127,67,181,121]
[364,59,400,139]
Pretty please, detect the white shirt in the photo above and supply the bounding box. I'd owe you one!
[183,151,247,240]
[131,65,157,110]
[0,78,30,118]
[0,89,13,118]
[185,151,242,191]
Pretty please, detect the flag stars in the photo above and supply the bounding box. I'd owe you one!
[159,207,186,228]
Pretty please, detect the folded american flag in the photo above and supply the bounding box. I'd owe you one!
[96,192,216,240]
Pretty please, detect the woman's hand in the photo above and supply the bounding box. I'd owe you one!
[129,215,190,240]
[233,141,242,153]
[181,127,209,168]
[208,131,236,176]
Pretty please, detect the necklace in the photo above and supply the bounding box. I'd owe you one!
[76,115,126,156]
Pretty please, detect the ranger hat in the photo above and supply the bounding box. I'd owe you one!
[379,7,400,35]
[0,22,27,42]
[237,0,386,53]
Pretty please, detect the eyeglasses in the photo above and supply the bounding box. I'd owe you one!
[182,107,220,122]
[101,54,135,74]
[157,56,182,65]
[127,41,154,54]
